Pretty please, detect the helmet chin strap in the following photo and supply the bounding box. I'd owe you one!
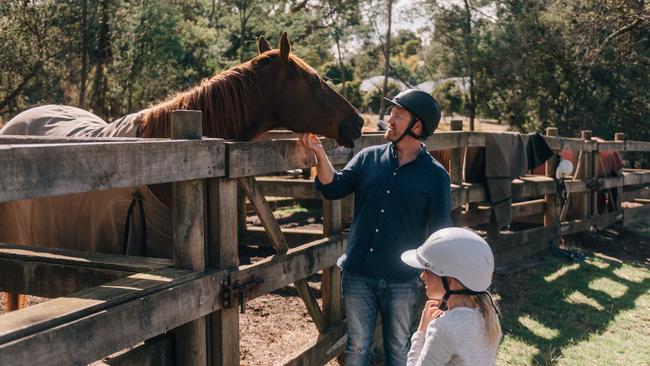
[437,277,501,316]
[438,276,483,311]
[391,116,426,147]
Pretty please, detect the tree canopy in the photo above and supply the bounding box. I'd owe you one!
[1,0,648,140]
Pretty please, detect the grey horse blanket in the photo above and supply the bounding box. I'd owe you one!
[0,105,172,258]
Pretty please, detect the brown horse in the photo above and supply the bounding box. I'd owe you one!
[0,33,363,310]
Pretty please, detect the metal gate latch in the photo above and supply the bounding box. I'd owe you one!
[222,277,263,314]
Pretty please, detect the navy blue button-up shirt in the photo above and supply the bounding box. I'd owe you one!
[315,143,452,282]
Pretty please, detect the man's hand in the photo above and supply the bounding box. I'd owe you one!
[298,133,325,155]
[297,133,334,184]
[418,300,444,332]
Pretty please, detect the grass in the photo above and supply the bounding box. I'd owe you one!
[494,225,650,365]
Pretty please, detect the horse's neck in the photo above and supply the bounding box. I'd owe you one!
[142,70,271,140]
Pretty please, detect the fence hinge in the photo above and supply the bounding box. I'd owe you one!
[221,276,264,314]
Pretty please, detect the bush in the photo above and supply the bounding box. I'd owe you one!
[433,80,467,116]
[366,82,402,114]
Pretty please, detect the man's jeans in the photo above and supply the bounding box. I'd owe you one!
[342,271,420,366]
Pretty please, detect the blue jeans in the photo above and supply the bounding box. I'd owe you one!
[342,271,420,366]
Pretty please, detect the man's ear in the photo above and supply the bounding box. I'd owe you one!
[279,32,290,63]
[258,36,272,54]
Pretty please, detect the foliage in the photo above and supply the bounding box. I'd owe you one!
[433,80,467,116]
[366,81,401,113]
[0,0,647,142]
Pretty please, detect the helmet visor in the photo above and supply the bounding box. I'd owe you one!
[401,249,428,270]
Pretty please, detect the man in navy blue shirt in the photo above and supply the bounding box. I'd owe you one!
[299,89,452,366]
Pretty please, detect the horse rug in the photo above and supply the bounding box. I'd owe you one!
[0,105,172,258]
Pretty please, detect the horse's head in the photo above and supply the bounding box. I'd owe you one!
[253,33,363,148]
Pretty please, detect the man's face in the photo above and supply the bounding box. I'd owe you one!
[384,105,414,142]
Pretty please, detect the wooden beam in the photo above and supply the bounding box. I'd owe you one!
[322,197,343,326]
[0,135,142,144]
[0,235,347,366]
[255,178,321,200]
[102,334,174,366]
[281,321,347,366]
[624,140,650,152]
[0,244,171,297]
[512,176,556,198]
[596,141,625,152]
[0,268,217,366]
[449,121,463,225]
[240,177,327,333]
[623,187,650,201]
[171,110,207,366]
[544,136,594,152]
[243,226,323,247]
[544,128,559,232]
[227,139,351,178]
[0,138,225,203]
[489,225,558,252]
[623,170,650,186]
[624,204,650,225]
[206,178,239,366]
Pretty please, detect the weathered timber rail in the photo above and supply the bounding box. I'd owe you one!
[1,115,650,365]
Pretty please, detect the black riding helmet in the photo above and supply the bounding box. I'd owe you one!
[384,89,442,144]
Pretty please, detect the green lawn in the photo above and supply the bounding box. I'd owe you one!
[495,225,650,365]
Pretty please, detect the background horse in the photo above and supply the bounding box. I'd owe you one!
[0,33,363,310]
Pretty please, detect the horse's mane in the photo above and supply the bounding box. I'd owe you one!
[139,56,267,139]
[139,50,316,139]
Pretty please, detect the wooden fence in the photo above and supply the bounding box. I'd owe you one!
[1,112,649,365]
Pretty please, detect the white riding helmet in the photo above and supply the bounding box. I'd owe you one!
[401,227,494,292]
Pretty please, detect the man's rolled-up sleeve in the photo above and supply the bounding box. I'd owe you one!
[314,152,362,200]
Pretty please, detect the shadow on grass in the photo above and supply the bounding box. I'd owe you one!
[495,233,649,365]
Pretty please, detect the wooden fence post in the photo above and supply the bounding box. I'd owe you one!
[573,130,592,219]
[614,133,625,210]
[171,110,208,366]
[322,199,343,325]
[450,120,464,225]
[583,130,597,218]
[544,127,559,239]
[206,178,239,366]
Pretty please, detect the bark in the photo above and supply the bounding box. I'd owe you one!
[378,0,393,121]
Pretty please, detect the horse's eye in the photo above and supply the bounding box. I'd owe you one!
[308,75,320,86]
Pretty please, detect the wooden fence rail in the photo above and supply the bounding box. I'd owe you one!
[1,119,650,366]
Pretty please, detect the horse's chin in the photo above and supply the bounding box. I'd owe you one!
[336,135,356,148]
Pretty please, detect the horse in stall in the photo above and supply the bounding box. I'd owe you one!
[0,33,363,311]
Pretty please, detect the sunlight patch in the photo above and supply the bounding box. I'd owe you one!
[585,258,609,269]
[612,266,650,283]
[593,252,623,264]
[544,263,580,282]
[565,290,605,311]
[589,277,628,298]
[518,315,560,340]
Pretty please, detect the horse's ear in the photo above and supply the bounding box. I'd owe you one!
[279,32,291,63]
[258,36,272,54]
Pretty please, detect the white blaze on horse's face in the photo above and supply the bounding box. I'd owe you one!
[256,33,363,148]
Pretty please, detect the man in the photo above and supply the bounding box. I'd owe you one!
[298,89,452,366]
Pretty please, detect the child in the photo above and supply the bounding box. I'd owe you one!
[401,227,502,366]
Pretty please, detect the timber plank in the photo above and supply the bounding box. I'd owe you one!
[282,321,347,366]
[0,138,225,203]
[0,243,171,272]
[623,170,650,186]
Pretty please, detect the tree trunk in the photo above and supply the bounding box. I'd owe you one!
[79,0,89,108]
[91,0,111,117]
[463,0,476,131]
[378,0,393,121]
[335,31,347,98]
